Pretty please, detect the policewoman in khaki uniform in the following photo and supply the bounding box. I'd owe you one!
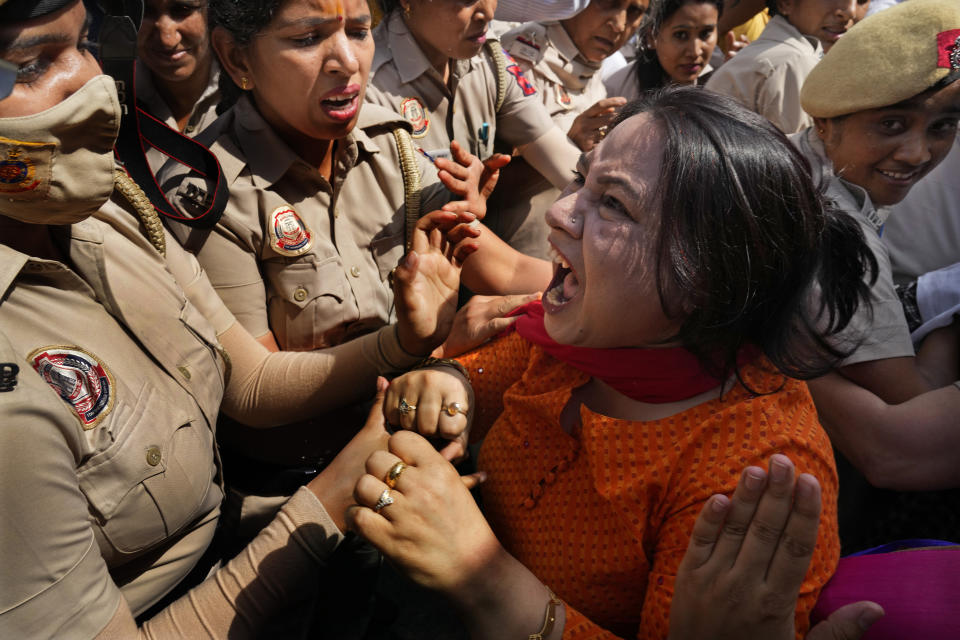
[157,0,491,554]
[491,0,647,257]
[367,0,583,254]
[794,0,960,537]
[0,0,432,635]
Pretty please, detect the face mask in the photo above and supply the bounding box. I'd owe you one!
[0,74,120,225]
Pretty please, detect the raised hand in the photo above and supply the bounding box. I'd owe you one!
[433,292,541,358]
[393,211,474,357]
[668,454,883,640]
[436,140,511,220]
[567,97,627,151]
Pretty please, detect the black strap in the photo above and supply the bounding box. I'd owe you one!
[99,10,228,229]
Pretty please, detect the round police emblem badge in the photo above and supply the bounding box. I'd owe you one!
[268,205,313,257]
[0,147,40,194]
[400,97,430,138]
[28,346,115,430]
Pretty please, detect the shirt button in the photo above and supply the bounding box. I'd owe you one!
[293,287,308,302]
[350,266,361,278]
[146,446,162,466]
[177,365,191,380]
[531,485,543,498]
[522,497,535,509]
[185,124,196,134]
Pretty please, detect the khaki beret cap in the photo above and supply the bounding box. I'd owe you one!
[801,0,960,118]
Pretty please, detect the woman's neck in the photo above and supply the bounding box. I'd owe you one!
[291,135,337,181]
[563,376,726,430]
[405,17,451,82]
[153,55,213,131]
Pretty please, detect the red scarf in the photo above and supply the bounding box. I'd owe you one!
[508,301,751,404]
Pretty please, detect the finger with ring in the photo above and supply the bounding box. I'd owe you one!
[374,488,395,512]
[398,397,417,416]
[385,461,408,489]
[443,401,468,417]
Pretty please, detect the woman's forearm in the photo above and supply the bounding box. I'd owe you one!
[809,373,960,490]
[218,322,419,427]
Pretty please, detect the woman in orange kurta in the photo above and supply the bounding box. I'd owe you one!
[348,86,876,639]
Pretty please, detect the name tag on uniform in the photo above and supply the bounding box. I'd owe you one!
[509,36,543,65]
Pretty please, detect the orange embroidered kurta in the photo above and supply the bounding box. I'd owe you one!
[457,332,839,640]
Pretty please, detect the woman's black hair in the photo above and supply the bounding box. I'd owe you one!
[609,86,877,384]
[376,0,402,14]
[632,0,723,90]
[208,0,284,112]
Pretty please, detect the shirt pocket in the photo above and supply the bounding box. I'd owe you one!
[370,231,405,286]
[263,255,349,351]
[77,382,216,554]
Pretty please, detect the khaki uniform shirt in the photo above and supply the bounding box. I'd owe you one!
[706,15,822,134]
[500,21,606,133]
[136,59,222,173]
[791,128,915,365]
[161,97,449,353]
[486,21,606,258]
[367,11,555,161]
[0,198,226,637]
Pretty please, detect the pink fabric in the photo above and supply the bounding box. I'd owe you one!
[812,546,960,639]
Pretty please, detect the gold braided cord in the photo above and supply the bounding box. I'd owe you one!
[485,40,507,113]
[392,127,422,252]
[113,169,166,257]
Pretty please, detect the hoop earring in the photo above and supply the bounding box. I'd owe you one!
[240,77,249,91]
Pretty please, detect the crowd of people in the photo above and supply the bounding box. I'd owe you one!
[0,0,957,638]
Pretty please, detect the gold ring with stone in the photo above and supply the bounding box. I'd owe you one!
[385,461,408,489]
[374,488,395,512]
[398,397,417,415]
[597,125,608,138]
[443,401,468,417]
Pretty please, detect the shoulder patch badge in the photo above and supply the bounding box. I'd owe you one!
[503,51,537,97]
[268,205,313,257]
[28,346,115,429]
[400,97,430,138]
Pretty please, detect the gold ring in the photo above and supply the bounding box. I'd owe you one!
[443,401,468,417]
[374,488,395,512]
[385,461,407,488]
[398,397,417,415]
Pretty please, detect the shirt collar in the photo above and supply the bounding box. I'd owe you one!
[384,12,437,85]
[541,22,602,91]
[135,58,222,127]
[231,94,377,190]
[761,15,823,57]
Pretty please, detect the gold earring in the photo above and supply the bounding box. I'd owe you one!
[403,4,411,17]
[817,128,824,134]
[240,77,249,91]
